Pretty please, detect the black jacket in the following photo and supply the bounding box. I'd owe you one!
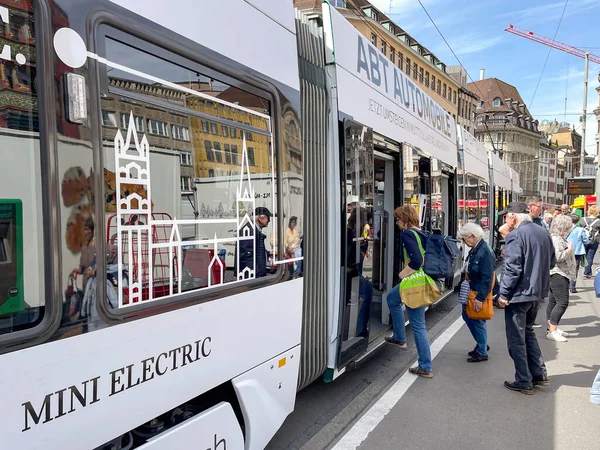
[467,239,496,302]
[238,224,268,278]
[499,221,556,303]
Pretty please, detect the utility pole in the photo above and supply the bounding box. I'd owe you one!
[579,52,589,176]
[504,26,600,178]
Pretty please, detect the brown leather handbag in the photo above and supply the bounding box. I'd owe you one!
[465,272,495,321]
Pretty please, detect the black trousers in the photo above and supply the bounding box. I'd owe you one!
[547,273,570,326]
[505,301,547,388]
[570,255,584,289]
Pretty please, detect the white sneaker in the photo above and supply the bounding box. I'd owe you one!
[557,328,571,337]
[546,331,567,342]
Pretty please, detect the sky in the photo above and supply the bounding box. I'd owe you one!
[369,0,600,155]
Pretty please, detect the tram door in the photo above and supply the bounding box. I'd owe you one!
[339,119,373,366]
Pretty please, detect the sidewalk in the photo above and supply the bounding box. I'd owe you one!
[334,276,600,450]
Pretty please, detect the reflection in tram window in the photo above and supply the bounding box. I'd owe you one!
[0,3,44,335]
[68,32,300,314]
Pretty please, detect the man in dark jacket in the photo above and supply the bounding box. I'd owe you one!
[237,206,272,278]
[497,202,556,395]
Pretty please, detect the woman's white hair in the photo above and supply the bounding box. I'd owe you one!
[550,214,572,236]
[458,222,485,241]
[544,213,553,219]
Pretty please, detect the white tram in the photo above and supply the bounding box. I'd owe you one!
[0,1,521,449]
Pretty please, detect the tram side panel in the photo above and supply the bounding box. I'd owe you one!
[0,0,303,449]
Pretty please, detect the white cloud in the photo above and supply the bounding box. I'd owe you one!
[451,35,503,55]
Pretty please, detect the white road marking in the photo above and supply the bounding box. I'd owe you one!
[331,315,465,450]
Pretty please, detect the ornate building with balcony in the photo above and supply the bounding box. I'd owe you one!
[468,76,544,201]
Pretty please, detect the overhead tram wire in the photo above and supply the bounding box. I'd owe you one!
[415,0,570,154]
[346,0,458,113]
[414,0,505,150]
[527,0,570,109]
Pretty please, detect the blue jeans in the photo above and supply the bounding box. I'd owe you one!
[356,277,373,336]
[584,242,598,276]
[386,284,432,371]
[462,305,488,356]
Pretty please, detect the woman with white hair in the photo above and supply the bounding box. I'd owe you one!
[458,222,496,362]
[546,214,576,342]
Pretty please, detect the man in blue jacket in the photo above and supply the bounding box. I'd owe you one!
[497,202,556,395]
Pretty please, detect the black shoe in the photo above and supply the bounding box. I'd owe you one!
[504,381,534,395]
[467,353,488,363]
[533,376,550,387]
[570,289,578,294]
[385,336,407,349]
[468,345,490,357]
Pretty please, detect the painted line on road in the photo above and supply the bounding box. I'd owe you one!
[331,314,465,450]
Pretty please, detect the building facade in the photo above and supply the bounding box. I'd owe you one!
[468,77,543,200]
[294,0,464,122]
[447,65,479,134]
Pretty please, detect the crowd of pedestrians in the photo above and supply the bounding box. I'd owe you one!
[384,196,596,395]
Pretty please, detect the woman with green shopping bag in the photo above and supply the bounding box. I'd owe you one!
[385,205,439,378]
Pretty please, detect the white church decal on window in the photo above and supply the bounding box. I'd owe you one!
[113,112,263,308]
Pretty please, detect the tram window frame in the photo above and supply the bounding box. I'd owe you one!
[91,21,289,322]
[0,0,62,352]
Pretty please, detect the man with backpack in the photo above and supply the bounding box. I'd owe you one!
[581,205,600,279]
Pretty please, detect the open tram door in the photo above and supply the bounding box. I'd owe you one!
[337,119,401,368]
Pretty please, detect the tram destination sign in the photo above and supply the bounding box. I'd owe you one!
[566,177,595,195]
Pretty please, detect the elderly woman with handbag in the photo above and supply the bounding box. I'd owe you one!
[458,223,496,363]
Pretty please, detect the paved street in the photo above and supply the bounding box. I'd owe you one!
[271,274,600,450]
[336,277,600,450]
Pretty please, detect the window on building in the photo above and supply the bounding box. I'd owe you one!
[120,113,144,132]
[208,168,215,177]
[231,144,238,166]
[398,53,404,69]
[213,141,222,163]
[224,144,231,164]
[371,33,377,46]
[431,75,436,91]
[230,127,237,138]
[202,120,209,133]
[381,40,386,55]
[246,131,253,141]
[493,97,502,107]
[172,125,190,141]
[412,63,417,79]
[179,151,192,166]
[442,83,447,98]
[390,48,395,64]
[248,146,256,166]
[419,67,424,83]
[147,119,168,136]
[180,176,193,192]
[453,90,457,104]
[210,122,218,134]
[102,110,118,128]
[221,125,229,137]
[425,71,430,87]
[437,80,441,94]
[204,140,215,161]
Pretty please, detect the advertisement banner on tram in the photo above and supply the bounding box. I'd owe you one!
[322,4,457,167]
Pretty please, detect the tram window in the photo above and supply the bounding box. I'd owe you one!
[94,34,284,311]
[402,147,431,230]
[0,3,44,334]
[430,158,447,235]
